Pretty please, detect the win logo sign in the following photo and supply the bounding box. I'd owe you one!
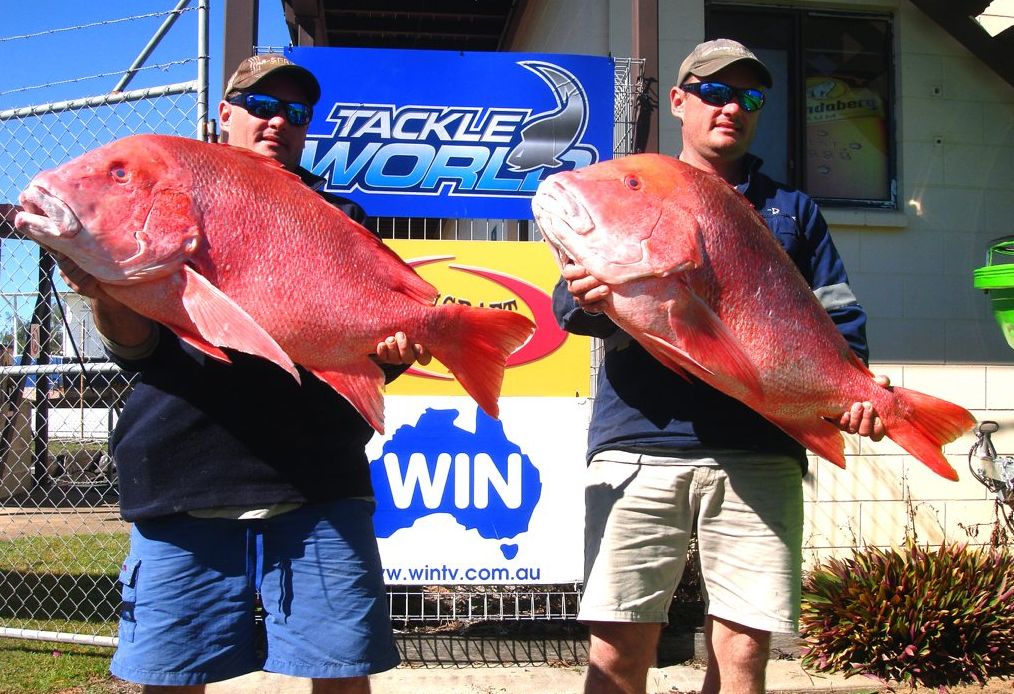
[370,408,542,560]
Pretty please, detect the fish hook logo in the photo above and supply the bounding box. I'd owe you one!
[506,61,597,173]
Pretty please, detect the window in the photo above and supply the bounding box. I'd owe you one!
[707,6,895,208]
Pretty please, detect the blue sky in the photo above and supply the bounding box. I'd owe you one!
[0,1,290,111]
[0,2,291,306]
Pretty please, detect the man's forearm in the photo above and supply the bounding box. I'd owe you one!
[89,296,156,351]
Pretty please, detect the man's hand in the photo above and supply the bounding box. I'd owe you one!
[51,251,155,349]
[375,332,432,366]
[51,251,111,302]
[836,375,891,441]
[561,262,610,314]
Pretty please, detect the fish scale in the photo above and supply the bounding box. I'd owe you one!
[15,134,535,434]
[533,153,974,480]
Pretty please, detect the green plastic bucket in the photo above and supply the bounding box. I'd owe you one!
[973,235,1014,350]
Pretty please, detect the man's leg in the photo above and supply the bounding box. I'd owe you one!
[580,455,696,694]
[142,676,372,692]
[585,621,662,694]
[700,616,770,694]
[310,676,371,693]
[694,455,802,694]
[259,500,399,680]
[111,518,261,688]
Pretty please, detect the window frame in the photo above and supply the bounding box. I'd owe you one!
[705,5,897,209]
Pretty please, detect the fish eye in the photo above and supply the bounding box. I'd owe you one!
[110,166,128,181]
[624,175,642,190]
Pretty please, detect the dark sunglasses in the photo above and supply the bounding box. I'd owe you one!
[227,92,313,126]
[680,81,766,112]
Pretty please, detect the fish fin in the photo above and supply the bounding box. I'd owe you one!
[392,266,440,305]
[179,266,300,383]
[221,143,304,182]
[309,361,388,434]
[632,334,693,381]
[662,290,763,398]
[343,228,438,305]
[178,335,233,364]
[427,305,536,419]
[882,387,974,481]
[775,418,847,468]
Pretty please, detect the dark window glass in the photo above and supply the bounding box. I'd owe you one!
[707,7,895,208]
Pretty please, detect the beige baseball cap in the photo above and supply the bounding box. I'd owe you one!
[677,38,773,88]
[224,53,321,105]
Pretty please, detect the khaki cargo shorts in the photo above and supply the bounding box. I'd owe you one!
[579,450,803,634]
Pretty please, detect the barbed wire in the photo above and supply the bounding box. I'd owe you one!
[0,59,197,98]
[0,6,196,44]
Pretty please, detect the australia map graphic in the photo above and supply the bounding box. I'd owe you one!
[370,408,542,560]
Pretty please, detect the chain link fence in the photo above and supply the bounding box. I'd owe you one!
[0,3,203,646]
[0,17,645,660]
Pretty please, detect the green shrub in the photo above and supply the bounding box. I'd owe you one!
[800,540,1014,688]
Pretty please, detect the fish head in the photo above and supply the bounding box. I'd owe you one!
[15,135,202,284]
[532,153,703,285]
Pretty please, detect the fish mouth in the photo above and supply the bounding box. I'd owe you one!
[531,179,594,267]
[15,184,82,241]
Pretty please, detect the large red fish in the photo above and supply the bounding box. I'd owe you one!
[532,153,973,480]
[15,134,535,434]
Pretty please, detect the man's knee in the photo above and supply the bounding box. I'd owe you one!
[588,621,662,669]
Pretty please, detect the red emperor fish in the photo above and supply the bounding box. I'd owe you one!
[532,153,973,480]
[15,134,535,434]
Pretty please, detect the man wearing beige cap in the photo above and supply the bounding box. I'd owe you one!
[54,53,428,693]
[555,39,883,693]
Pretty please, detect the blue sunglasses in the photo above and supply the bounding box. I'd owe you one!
[680,81,766,112]
[227,92,313,126]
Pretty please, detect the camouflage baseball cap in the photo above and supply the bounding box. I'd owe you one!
[677,38,772,88]
[224,53,321,105]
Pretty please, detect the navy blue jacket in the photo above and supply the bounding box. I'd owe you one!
[109,171,393,522]
[552,155,869,464]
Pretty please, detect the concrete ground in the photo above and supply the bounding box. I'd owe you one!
[206,660,873,693]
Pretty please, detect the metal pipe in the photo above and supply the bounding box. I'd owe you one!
[197,0,209,140]
[31,252,54,484]
[1,362,123,376]
[112,0,193,93]
[0,82,197,121]
[0,627,117,648]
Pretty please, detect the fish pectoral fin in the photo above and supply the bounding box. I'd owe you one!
[178,335,233,364]
[632,334,693,381]
[773,417,846,468]
[664,290,763,398]
[309,362,387,434]
[179,266,300,383]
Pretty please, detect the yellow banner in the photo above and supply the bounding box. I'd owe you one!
[386,239,590,397]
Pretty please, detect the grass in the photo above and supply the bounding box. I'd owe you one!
[2,532,127,692]
[1,533,128,575]
[0,637,117,694]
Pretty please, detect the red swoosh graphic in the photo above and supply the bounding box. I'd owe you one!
[404,256,568,380]
[448,264,567,366]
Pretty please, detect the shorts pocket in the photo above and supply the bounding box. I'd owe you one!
[117,558,140,643]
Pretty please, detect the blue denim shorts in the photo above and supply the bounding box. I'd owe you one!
[110,499,400,686]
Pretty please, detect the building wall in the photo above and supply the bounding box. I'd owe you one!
[504,0,1014,561]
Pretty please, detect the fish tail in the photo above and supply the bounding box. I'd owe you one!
[885,386,976,481]
[428,305,536,419]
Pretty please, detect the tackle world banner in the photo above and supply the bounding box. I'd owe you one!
[368,240,591,584]
[288,47,614,220]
